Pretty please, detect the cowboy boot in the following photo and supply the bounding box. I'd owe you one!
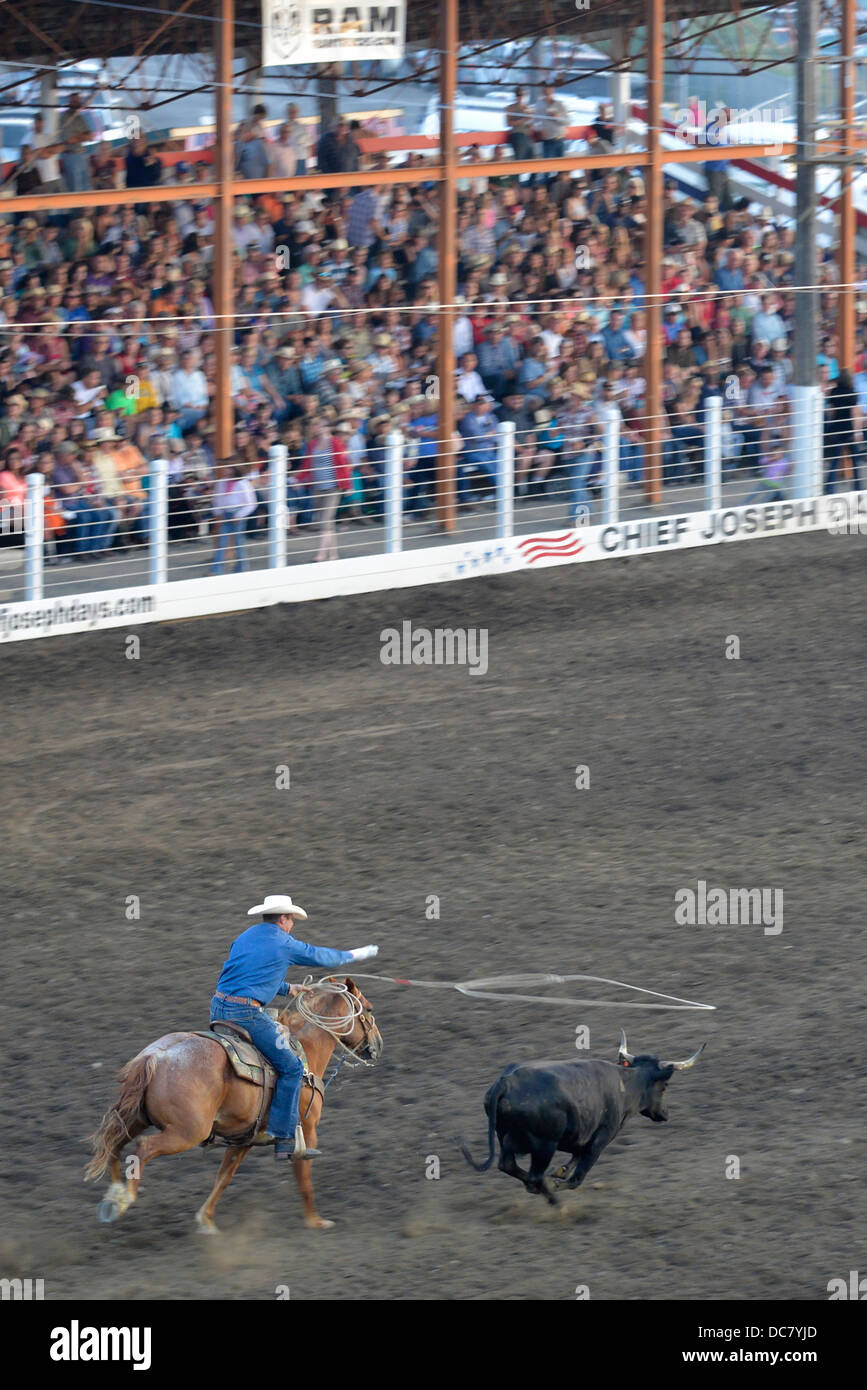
[274,1125,321,1160]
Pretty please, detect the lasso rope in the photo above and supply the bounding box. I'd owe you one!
[349,972,716,1012]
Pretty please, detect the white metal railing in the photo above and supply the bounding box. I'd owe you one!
[12,399,854,604]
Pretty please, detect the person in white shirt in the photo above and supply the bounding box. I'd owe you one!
[170,350,209,429]
[231,206,261,253]
[212,463,258,574]
[456,352,486,403]
[285,105,312,173]
[32,114,63,192]
[269,124,297,179]
[73,368,107,415]
[453,300,475,360]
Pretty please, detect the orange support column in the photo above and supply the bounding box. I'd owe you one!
[436,0,458,532]
[644,0,665,506]
[838,0,856,376]
[213,0,235,464]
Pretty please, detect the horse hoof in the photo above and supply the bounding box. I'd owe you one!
[98,1200,119,1224]
[195,1211,219,1235]
[306,1218,335,1230]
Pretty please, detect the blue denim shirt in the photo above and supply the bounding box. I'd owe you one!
[215,920,354,1002]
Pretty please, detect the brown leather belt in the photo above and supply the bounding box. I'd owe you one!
[214,991,263,1008]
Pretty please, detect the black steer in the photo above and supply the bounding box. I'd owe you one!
[461,1031,705,1204]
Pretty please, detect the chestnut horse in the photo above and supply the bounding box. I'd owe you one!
[85,977,382,1233]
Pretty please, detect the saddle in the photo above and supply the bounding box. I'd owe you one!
[199,1022,277,1087]
[192,1020,325,1148]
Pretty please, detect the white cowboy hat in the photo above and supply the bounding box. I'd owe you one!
[247,894,308,920]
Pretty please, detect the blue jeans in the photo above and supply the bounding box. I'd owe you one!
[620,441,644,485]
[212,516,248,574]
[568,452,596,521]
[60,151,91,192]
[209,997,303,1138]
[825,446,864,494]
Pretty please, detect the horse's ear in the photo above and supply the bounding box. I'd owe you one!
[344,976,356,994]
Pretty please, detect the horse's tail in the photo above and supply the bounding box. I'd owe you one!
[84,1053,158,1181]
[460,1072,512,1173]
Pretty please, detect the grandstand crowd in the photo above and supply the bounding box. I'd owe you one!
[0,92,863,569]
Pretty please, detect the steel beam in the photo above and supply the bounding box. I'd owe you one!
[213,0,235,463]
[838,0,856,376]
[436,0,458,533]
[793,0,818,387]
[644,0,664,506]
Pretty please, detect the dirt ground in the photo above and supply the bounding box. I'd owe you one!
[1,529,865,1301]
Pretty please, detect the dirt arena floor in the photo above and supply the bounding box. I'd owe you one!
[1,529,865,1302]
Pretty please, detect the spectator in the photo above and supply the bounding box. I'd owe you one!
[535,84,570,161]
[58,93,93,192]
[212,462,258,574]
[506,86,535,161]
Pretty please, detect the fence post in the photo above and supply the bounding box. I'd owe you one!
[385,430,403,554]
[790,385,822,499]
[603,405,620,525]
[704,393,722,512]
[811,387,824,497]
[496,420,515,538]
[25,472,44,601]
[268,445,288,569]
[148,457,169,586]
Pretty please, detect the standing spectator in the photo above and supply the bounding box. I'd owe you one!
[58,93,93,192]
[825,368,863,493]
[535,84,570,160]
[125,135,161,189]
[269,123,297,179]
[299,416,349,562]
[285,105,312,174]
[31,113,63,193]
[235,105,270,180]
[316,118,357,175]
[506,87,535,161]
[211,462,258,574]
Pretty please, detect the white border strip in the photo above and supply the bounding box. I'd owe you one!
[1,492,864,644]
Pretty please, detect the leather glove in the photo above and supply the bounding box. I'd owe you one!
[348,945,379,962]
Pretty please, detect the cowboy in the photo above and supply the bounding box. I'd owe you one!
[211,895,378,1160]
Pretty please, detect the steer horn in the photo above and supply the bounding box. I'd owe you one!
[618,1030,635,1063]
[664,1042,707,1071]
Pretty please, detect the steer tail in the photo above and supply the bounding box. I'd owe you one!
[460,1074,510,1172]
[84,1053,157,1181]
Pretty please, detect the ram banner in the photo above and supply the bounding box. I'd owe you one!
[262,2,406,67]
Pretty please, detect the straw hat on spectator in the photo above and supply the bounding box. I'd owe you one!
[373,333,391,347]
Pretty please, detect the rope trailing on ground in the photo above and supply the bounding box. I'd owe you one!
[348,972,716,1012]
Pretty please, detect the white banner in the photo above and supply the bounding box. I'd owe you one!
[262,2,406,67]
[3,494,864,644]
